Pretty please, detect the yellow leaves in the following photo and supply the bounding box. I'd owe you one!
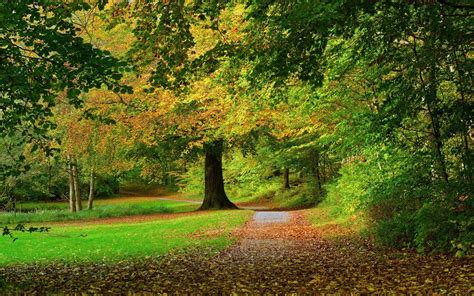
[188,4,247,61]
[309,275,321,285]
[189,24,219,59]
[186,139,204,151]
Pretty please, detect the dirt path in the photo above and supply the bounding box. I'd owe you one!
[48,210,211,227]
[155,210,472,294]
[253,211,290,223]
[40,192,269,227]
[119,191,271,210]
[4,210,472,294]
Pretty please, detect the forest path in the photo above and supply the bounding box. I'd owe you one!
[253,211,290,223]
[146,210,473,293]
[120,189,271,210]
[153,196,271,210]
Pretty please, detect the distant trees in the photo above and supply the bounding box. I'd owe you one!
[0,1,129,193]
[0,1,134,212]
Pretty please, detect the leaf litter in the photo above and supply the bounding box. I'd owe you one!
[1,210,472,294]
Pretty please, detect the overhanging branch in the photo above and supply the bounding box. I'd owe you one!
[437,0,474,9]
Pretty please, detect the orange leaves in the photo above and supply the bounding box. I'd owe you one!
[4,209,472,293]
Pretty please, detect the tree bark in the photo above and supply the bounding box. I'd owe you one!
[88,168,95,210]
[283,168,290,189]
[72,158,82,211]
[310,151,323,198]
[413,34,449,184]
[462,131,472,182]
[426,69,449,184]
[199,140,237,210]
[67,156,76,212]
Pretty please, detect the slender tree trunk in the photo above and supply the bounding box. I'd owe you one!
[462,131,472,182]
[199,140,237,210]
[68,156,76,212]
[414,35,449,184]
[310,151,323,198]
[314,157,323,198]
[426,69,449,184]
[453,50,472,182]
[283,168,290,189]
[72,158,82,211]
[88,168,95,210]
[12,197,16,217]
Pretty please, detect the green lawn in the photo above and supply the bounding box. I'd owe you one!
[0,210,252,266]
[0,198,199,224]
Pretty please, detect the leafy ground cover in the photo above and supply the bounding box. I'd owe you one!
[1,209,472,294]
[0,197,198,224]
[0,210,251,266]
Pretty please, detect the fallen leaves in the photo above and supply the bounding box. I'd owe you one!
[1,210,473,294]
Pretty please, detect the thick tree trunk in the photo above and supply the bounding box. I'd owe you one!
[68,157,76,212]
[88,168,95,210]
[72,159,82,211]
[283,168,290,189]
[199,140,237,210]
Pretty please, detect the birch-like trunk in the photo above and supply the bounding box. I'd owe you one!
[88,168,95,210]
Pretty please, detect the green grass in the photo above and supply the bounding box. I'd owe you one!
[306,200,367,234]
[225,179,319,209]
[0,199,199,224]
[0,210,252,266]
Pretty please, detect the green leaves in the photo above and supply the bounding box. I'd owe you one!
[2,224,51,242]
[0,0,131,176]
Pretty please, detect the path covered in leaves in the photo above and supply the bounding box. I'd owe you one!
[1,210,473,294]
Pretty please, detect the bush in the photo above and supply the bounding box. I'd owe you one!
[325,144,474,254]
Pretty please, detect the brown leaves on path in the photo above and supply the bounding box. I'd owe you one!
[1,210,473,294]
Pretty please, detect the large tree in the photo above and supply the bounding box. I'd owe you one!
[113,1,246,209]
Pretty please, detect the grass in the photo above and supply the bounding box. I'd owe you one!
[224,178,320,209]
[305,200,367,234]
[0,198,199,224]
[0,210,252,266]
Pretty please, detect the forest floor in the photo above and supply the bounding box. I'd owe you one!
[2,209,472,294]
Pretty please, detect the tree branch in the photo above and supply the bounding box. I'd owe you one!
[437,0,474,9]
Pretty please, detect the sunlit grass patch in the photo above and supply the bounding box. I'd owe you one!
[305,202,368,237]
[0,210,252,266]
[0,199,199,224]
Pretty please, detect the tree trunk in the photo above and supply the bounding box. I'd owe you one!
[426,69,449,184]
[310,151,323,198]
[199,140,237,210]
[72,158,82,211]
[88,168,95,210]
[283,168,290,189]
[462,131,472,182]
[298,171,304,179]
[68,156,76,212]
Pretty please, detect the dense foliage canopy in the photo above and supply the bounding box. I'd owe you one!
[1,0,472,253]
